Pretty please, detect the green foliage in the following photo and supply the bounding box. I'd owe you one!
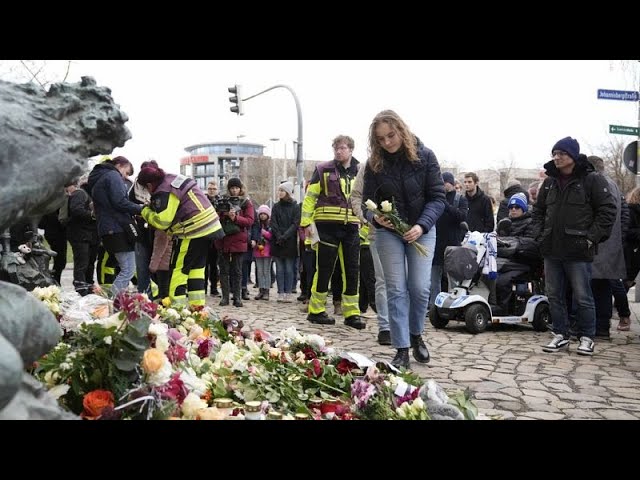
[448,387,478,420]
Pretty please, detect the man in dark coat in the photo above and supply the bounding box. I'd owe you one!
[533,137,616,356]
[463,172,494,233]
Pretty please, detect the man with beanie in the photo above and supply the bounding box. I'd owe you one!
[533,136,616,356]
[300,135,364,329]
[494,192,539,314]
[430,172,468,308]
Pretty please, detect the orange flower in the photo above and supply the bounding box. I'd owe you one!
[81,390,115,420]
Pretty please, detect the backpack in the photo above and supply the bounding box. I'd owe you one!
[58,196,70,225]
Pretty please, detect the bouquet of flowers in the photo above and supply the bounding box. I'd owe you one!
[365,199,428,256]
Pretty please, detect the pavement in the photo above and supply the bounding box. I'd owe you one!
[61,267,640,420]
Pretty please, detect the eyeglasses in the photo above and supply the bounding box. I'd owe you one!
[551,150,569,158]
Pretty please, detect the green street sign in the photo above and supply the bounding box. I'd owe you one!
[610,124,639,136]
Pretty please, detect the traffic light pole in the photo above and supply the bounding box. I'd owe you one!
[240,85,304,202]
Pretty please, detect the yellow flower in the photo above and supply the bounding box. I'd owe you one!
[142,348,165,374]
[161,297,172,307]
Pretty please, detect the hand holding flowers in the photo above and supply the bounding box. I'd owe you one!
[365,199,428,256]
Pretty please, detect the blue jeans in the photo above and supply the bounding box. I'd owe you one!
[135,242,151,296]
[376,228,436,349]
[544,258,596,338]
[112,250,136,297]
[370,235,389,332]
[275,256,295,294]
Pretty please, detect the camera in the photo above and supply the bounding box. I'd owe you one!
[215,195,241,215]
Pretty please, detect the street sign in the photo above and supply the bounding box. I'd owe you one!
[598,89,639,102]
[610,124,640,136]
[623,140,638,175]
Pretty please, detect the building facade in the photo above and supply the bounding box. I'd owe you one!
[180,141,320,206]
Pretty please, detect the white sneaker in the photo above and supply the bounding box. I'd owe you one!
[542,333,570,353]
[277,293,285,303]
[576,336,595,356]
[283,293,293,303]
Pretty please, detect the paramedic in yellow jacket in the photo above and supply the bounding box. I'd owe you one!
[137,166,224,307]
[301,135,365,329]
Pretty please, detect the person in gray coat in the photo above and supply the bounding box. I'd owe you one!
[586,156,627,338]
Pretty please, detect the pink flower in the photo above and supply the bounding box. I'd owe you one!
[165,344,187,364]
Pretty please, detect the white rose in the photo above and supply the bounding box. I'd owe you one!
[365,199,378,211]
[148,323,169,337]
[103,336,112,345]
[380,200,392,213]
[181,392,208,419]
[155,335,170,353]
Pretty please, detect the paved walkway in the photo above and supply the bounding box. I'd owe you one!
[62,268,640,419]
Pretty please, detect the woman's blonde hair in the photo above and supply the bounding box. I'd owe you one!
[367,110,417,173]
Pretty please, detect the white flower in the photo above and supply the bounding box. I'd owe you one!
[96,312,125,329]
[43,370,60,386]
[380,200,392,213]
[213,341,240,369]
[181,392,208,419]
[147,358,173,386]
[188,325,204,340]
[155,335,170,353]
[304,334,325,351]
[104,336,112,345]
[189,353,202,369]
[177,325,188,336]
[48,384,70,400]
[148,323,169,337]
[59,362,71,371]
[365,199,378,211]
[180,367,208,396]
[164,308,181,321]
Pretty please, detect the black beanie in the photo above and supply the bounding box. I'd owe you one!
[227,177,243,190]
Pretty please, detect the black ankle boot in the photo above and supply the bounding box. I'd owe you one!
[219,297,229,306]
[233,297,243,307]
[391,348,410,369]
[242,288,250,300]
[410,334,430,364]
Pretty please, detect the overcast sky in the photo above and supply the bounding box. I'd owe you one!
[12,60,640,174]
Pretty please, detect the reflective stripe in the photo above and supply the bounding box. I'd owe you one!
[168,207,221,239]
[309,289,328,314]
[341,294,360,318]
[187,190,206,212]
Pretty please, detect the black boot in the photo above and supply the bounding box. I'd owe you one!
[219,297,229,306]
[307,311,336,325]
[254,288,265,300]
[391,348,410,369]
[261,289,269,301]
[344,315,366,330]
[233,297,243,307]
[242,288,250,300]
[410,334,430,364]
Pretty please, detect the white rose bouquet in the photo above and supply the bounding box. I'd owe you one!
[365,199,428,256]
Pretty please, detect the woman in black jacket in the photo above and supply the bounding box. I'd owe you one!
[270,181,300,303]
[362,110,446,369]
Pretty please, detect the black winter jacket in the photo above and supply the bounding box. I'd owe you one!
[362,138,446,235]
[465,186,495,233]
[532,156,616,262]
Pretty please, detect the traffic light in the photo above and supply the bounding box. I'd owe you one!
[228,84,244,115]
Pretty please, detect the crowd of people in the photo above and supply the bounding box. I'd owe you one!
[35,113,639,369]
